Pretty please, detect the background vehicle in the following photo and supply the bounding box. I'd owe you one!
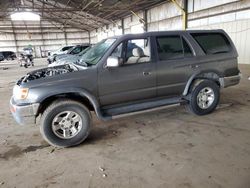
[0,51,16,60]
[10,30,241,147]
[48,46,91,67]
[54,44,90,62]
[47,45,74,64]
[18,53,34,68]
[0,54,4,61]
[18,47,34,68]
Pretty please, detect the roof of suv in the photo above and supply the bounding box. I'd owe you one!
[107,29,226,40]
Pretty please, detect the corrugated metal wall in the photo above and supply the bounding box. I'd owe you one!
[0,20,89,57]
[91,0,250,64]
[188,0,250,64]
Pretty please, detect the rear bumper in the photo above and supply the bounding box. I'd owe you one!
[219,73,241,88]
[10,97,40,125]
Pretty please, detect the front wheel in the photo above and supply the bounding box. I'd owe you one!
[185,80,220,115]
[40,100,91,147]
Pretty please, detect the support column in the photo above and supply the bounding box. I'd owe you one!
[88,31,91,44]
[63,29,68,45]
[183,0,188,30]
[40,20,45,57]
[10,20,18,53]
[121,18,125,35]
[171,0,188,30]
[143,9,148,32]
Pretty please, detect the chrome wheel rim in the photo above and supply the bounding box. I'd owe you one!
[52,111,82,139]
[197,87,215,109]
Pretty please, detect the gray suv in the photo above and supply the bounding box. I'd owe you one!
[10,30,241,147]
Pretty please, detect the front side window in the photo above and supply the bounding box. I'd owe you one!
[191,33,231,55]
[156,35,193,61]
[125,38,151,64]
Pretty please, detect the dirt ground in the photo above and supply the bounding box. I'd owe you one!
[0,58,250,188]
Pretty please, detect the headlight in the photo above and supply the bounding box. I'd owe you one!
[13,86,29,100]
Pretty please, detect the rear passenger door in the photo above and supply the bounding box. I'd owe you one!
[155,35,198,97]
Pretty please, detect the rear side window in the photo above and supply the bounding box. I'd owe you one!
[156,36,193,60]
[191,33,231,55]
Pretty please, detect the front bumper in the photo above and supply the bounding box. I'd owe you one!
[219,73,242,88]
[10,97,40,125]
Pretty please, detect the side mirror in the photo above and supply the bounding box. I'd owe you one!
[106,56,122,68]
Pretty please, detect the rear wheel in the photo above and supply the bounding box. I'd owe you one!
[186,80,220,115]
[40,100,91,147]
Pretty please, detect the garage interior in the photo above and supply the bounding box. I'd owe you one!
[0,0,250,187]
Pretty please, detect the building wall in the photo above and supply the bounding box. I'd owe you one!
[0,20,89,57]
[188,0,250,64]
[92,0,250,64]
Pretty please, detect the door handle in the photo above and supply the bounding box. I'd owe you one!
[143,72,151,76]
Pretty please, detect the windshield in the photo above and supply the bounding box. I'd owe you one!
[79,38,116,65]
[78,47,91,56]
[62,46,73,51]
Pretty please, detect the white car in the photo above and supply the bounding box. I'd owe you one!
[48,47,91,67]
[47,45,74,64]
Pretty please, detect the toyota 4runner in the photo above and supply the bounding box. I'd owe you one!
[10,30,241,147]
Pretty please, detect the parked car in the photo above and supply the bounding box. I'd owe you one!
[48,46,91,67]
[0,51,16,60]
[54,44,90,62]
[0,54,4,61]
[10,30,241,147]
[47,45,74,64]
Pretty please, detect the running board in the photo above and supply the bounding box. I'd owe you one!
[102,97,184,118]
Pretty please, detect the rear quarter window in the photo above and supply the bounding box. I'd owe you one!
[191,33,232,55]
[156,36,193,60]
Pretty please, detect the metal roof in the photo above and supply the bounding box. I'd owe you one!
[0,0,166,31]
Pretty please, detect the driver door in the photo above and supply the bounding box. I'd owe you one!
[98,38,157,106]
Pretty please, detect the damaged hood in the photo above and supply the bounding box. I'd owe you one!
[17,64,79,85]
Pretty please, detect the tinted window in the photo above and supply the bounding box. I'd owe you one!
[191,33,231,55]
[156,36,193,60]
[62,46,73,51]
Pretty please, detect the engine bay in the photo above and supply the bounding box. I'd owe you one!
[17,64,78,85]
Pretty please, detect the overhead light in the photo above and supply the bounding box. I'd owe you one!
[10,12,40,21]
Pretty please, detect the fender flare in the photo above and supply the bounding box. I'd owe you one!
[37,87,111,121]
[183,70,222,96]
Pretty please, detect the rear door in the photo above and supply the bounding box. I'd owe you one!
[155,34,199,97]
[98,37,157,106]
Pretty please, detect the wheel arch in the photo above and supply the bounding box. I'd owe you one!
[183,70,222,96]
[36,88,110,121]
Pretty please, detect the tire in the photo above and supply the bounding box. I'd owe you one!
[185,80,220,115]
[40,100,91,147]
